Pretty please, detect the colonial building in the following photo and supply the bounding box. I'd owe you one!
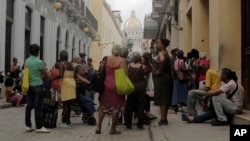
[144,0,250,110]
[123,10,143,53]
[90,0,123,69]
[0,0,98,72]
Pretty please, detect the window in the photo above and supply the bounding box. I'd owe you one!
[40,16,45,59]
[25,7,32,30]
[25,7,32,59]
[5,0,15,73]
[83,44,86,54]
[65,31,68,49]
[79,40,81,53]
[56,26,60,60]
[6,0,14,21]
[72,37,75,61]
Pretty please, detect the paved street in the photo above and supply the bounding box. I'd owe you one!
[0,100,230,141]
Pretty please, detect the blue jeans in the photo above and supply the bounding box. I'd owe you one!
[194,111,216,123]
[25,85,44,129]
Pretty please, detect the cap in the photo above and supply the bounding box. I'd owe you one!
[79,53,86,57]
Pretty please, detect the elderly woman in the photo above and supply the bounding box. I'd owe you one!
[96,44,127,134]
[152,38,172,126]
[124,52,146,129]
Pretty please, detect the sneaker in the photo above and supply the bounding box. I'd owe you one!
[181,113,189,121]
[158,120,168,126]
[26,127,34,132]
[60,123,73,129]
[211,120,229,126]
[36,127,50,133]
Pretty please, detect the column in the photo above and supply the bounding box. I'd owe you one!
[44,19,57,69]
[13,0,25,65]
[0,0,6,98]
[209,0,219,70]
[0,0,6,72]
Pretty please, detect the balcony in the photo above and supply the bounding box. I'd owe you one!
[57,0,98,37]
[59,0,72,6]
[143,15,159,39]
[85,7,98,32]
[78,6,98,39]
[153,0,164,12]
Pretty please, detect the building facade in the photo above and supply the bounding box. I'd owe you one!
[123,10,143,53]
[144,0,250,109]
[90,0,123,69]
[0,0,98,72]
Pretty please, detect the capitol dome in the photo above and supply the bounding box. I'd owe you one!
[124,10,142,29]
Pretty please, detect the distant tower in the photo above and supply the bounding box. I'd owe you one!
[123,10,143,53]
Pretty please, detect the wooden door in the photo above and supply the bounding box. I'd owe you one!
[242,0,250,110]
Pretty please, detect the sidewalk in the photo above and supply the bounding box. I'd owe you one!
[0,97,13,109]
[150,106,229,141]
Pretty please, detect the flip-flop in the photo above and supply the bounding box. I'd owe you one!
[109,130,121,135]
[147,114,157,120]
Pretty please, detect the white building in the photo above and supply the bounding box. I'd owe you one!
[0,0,98,73]
[123,10,143,53]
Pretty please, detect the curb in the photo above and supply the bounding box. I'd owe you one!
[0,103,13,109]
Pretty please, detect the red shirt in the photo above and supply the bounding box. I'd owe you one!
[50,69,60,89]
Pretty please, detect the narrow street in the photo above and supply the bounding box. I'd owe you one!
[0,102,229,141]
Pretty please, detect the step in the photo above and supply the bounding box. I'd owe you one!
[232,110,250,125]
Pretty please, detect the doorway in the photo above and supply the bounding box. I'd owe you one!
[242,0,250,110]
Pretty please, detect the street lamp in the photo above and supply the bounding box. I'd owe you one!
[83,27,89,33]
[54,1,62,11]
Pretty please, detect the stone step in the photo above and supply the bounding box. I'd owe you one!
[232,110,250,125]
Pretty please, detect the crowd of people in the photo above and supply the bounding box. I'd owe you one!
[0,38,245,134]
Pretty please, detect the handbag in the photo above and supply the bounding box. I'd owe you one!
[22,65,29,95]
[115,66,135,95]
[146,72,154,97]
[91,57,106,93]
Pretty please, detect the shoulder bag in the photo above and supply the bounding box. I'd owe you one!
[115,64,135,95]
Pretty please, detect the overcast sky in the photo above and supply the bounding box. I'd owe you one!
[106,0,152,29]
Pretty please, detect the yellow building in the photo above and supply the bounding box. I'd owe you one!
[144,0,249,109]
[90,0,123,69]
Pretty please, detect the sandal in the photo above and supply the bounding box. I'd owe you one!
[109,130,121,135]
[95,127,101,134]
[147,114,157,120]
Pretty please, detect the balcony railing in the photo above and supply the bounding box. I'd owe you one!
[86,7,98,32]
[143,15,159,39]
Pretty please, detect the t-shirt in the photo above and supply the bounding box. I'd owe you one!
[220,80,243,107]
[25,55,44,86]
[205,69,221,91]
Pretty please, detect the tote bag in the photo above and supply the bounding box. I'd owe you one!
[22,65,29,95]
[115,67,135,95]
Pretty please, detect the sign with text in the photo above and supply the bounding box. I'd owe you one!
[230,125,250,141]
